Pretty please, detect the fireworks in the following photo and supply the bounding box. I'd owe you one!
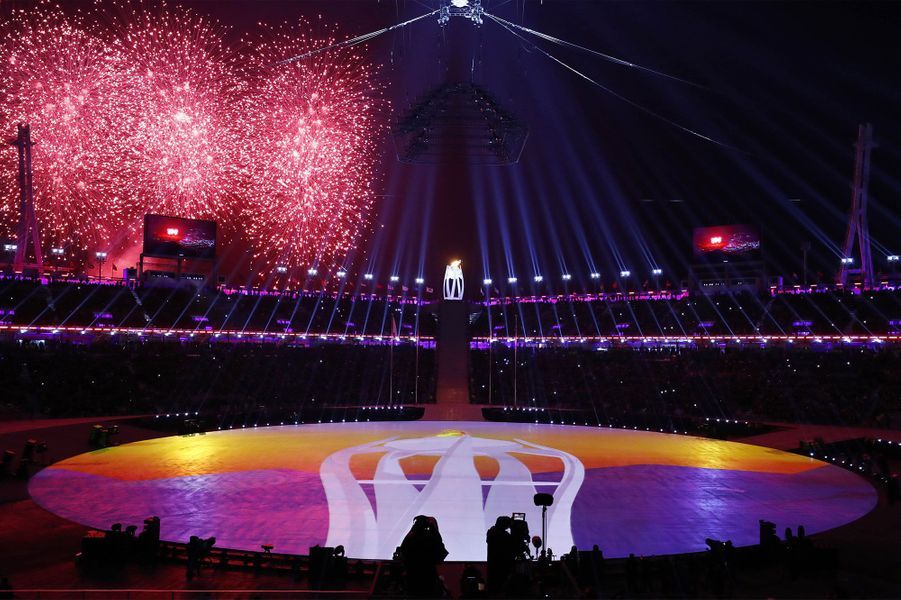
[0,2,384,273]
[0,3,131,251]
[105,5,248,224]
[239,22,384,274]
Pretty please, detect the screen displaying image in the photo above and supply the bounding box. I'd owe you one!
[693,224,761,257]
[143,214,217,259]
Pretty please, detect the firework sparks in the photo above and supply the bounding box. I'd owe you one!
[239,22,385,277]
[0,3,130,252]
[105,3,248,225]
[0,3,385,275]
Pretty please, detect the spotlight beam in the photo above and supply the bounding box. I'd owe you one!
[485,13,744,152]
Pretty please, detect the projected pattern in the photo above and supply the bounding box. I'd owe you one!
[28,422,875,561]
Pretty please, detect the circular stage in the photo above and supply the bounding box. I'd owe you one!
[29,421,876,561]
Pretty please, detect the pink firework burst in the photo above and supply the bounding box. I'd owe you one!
[0,3,386,275]
[0,2,131,252]
[104,2,248,226]
[239,21,386,277]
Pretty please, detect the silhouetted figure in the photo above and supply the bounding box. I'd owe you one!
[186,535,215,579]
[486,516,514,595]
[625,553,639,593]
[138,516,161,562]
[186,536,202,579]
[460,562,485,598]
[563,544,580,574]
[399,515,448,597]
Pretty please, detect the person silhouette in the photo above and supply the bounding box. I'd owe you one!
[399,515,448,597]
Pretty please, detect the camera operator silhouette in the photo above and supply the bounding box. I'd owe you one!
[399,515,449,597]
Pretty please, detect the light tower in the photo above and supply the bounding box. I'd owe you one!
[837,123,874,288]
[9,123,43,274]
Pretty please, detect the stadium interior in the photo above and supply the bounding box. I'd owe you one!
[1,1,901,599]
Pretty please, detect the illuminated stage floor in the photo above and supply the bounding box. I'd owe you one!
[29,422,876,561]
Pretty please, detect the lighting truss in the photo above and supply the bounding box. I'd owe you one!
[438,0,484,26]
[392,82,528,165]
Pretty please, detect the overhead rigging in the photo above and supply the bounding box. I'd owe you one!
[276,0,737,150]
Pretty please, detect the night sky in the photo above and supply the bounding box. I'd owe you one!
[6,0,901,292]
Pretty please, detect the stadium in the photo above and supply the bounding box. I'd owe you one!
[1,1,900,598]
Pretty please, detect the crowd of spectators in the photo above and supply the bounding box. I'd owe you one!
[0,277,435,337]
[472,289,901,338]
[471,345,901,427]
[2,279,901,428]
[0,338,436,419]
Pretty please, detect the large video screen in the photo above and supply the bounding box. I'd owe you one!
[143,214,216,259]
[693,224,760,257]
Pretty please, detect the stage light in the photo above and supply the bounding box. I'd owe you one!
[651,268,663,276]
[364,273,374,280]
[390,275,400,282]
[620,270,631,277]
[3,244,17,252]
[483,278,493,285]
[51,248,65,256]
[275,265,288,274]
[507,276,518,284]
[451,0,470,7]
[840,257,854,265]
[561,273,572,281]
[888,255,899,262]
[95,251,108,259]
[415,277,425,285]
[307,268,318,276]
[336,270,347,278]
[590,272,600,279]
[533,275,543,283]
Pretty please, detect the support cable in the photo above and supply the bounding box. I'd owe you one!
[488,12,708,90]
[277,9,440,65]
[486,13,743,152]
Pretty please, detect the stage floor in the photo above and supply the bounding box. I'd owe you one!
[29,421,876,561]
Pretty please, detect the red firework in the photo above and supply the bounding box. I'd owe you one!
[0,3,384,275]
[239,22,385,276]
[0,2,131,252]
[103,2,248,227]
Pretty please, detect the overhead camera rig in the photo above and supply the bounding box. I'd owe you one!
[438,0,484,26]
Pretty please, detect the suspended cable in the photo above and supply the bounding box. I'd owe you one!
[486,13,744,152]
[277,9,440,65]
[487,13,708,90]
